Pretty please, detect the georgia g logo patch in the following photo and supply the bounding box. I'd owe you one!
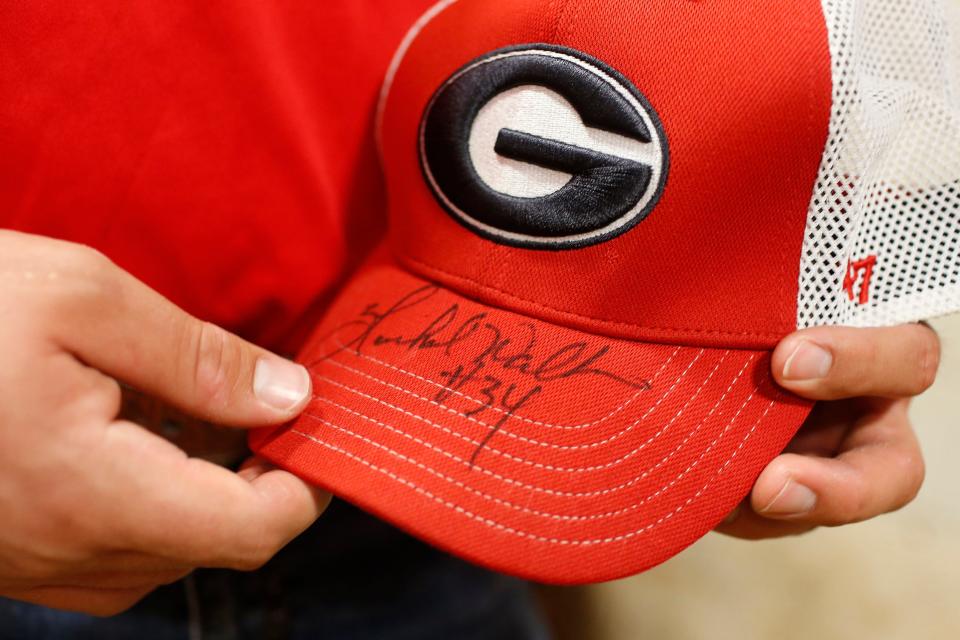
[419,44,669,250]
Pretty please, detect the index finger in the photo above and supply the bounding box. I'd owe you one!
[99,422,330,569]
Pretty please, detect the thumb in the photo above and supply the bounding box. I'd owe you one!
[771,324,940,401]
[53,259,311,427]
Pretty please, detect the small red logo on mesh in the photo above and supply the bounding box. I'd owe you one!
[843,255,877,304]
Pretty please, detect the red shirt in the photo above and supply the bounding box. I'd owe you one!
[1,1,434,354]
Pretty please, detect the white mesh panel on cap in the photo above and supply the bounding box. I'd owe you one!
[798,0,960,327]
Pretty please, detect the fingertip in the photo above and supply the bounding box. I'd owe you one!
[749,455,793,513]
[252,358,313,417]
[750,454,820,519]
[213,470,330,568]
[770,333,802,381]
[771,333,834,393]
[773,324,942,400]
[251,469,332,522]
[912,324,941,394]
[713,502,817,540]
[175,320,313,428]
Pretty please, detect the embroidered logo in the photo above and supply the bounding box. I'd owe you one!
[842,255,877,304]
[419,44,669,250]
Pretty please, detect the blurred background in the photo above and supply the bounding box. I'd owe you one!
[539,313,960,640]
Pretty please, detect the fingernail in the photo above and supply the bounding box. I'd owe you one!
[782,340,833,381]
[253,358,311,412]
[760,479,817,517]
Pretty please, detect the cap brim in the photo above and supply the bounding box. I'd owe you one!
[251,253,812,584]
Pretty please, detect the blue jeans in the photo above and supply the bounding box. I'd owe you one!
[0,501,551,640]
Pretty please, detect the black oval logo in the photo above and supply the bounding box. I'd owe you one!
[419,44,669,250]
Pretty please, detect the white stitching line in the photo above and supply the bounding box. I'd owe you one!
[299,356,759,522]
[313,349,710,450]
[289,392,778,545]
[375,0,459,148]
[300,352,759,494]
[321,341,681,429]
[325,342,678,429]
[313,349,704,449]
[310,350,732,472]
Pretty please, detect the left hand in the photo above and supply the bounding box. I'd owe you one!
[716,323,940,539]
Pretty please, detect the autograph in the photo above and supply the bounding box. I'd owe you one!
[310,285,651,465]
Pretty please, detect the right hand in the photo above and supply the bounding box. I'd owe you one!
[0,230,330,616]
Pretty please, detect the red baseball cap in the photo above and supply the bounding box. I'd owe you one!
[252,0,960,583]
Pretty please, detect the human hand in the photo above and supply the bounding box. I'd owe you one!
[716,323,939,539]
[0,230,330,615]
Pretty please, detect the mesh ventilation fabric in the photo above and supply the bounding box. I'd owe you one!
[798,0,960,327]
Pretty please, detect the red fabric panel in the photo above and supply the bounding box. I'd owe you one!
[380,0,833,349]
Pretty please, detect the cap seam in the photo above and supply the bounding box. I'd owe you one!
[400,253,787,340]
[551,0,570,43]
